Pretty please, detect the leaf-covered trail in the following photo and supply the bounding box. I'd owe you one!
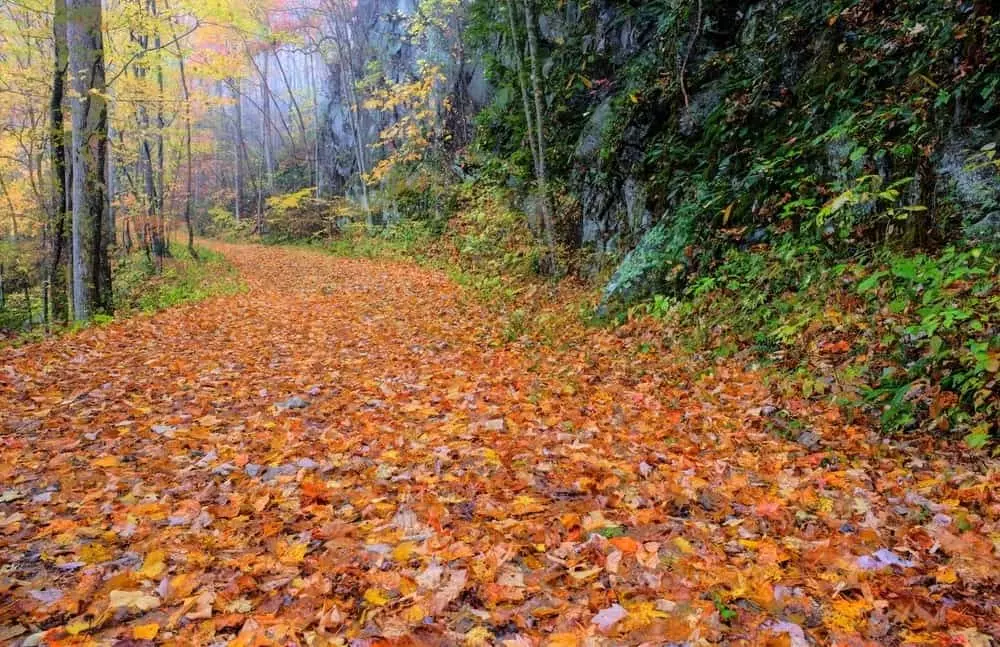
[1,243,997,646]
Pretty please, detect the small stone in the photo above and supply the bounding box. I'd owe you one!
[698,490,720,512]
[263,464,296,481]
[151,424,176,436]
[195,450,218,467]
[796,431,821,450]
[0,490,23,503]
[481,418,505,432]
[296,458,319,470]
[244,464,262,477]
[276,396,309,411]
[22,632,45,647]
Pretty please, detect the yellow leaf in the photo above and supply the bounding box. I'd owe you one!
[109,590,161,611]
[721,202,734,225]
[164,573,197,603]
[404,604,426,623]
[512,495,544,515]
[138,550,166,579]
[93,456,119,468]
[672,537,694,554]
[278,541,308,565]
[392,541,417,562]
[546,633,581,647]
[464,626,493,646]
[825,598,872,632]
[80,542,113,564]
[65,620,92,635]
[622,601,669,631]
[363,588,390,606]
[935,567,958,584]
[133,623,160,640]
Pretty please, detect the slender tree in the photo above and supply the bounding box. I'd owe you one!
[520,0,555,253]
[166,1,196,256]
[67,0,112,320]
[504,0,538,184]
[49,0,70,322]
[232,78,244,222]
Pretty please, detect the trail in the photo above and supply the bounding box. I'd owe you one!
[1,243,996,645]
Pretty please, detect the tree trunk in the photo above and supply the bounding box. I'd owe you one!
[324,6,370,216]
[309,54,322,197]
[166,2,196,257]
[233,79,243,222]
[49,0,69,323]
[273,51,308,146]
[67,0,112,320]
[262,49,274,195]
[154,5,167,265]
[521,0,555,253]
[0,172,19,238]
[505,0,539,180]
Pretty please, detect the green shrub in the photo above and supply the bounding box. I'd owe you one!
[644,241,998,438]
[114,244,244,314]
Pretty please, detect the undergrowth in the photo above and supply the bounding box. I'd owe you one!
[113,244,245,314]
[1,244,244,349]
[634,242,998,443]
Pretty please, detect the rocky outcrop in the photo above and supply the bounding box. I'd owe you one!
[937,134,1000,242]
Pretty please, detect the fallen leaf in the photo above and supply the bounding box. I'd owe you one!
[109,590,161,612]
[592,603,627,632]
[133,623,160,640]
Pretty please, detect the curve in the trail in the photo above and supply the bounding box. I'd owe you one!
[0,242,995,645]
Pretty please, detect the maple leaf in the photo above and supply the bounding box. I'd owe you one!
[137,550,166,579]
[363,588,391,606]
[546,633,581,647]
[108,590,160,612]
[132,623,160,640]
[276,541,309,565]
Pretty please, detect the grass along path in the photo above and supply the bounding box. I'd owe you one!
[1,242,996,645]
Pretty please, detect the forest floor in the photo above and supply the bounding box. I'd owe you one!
[1,242,997,646]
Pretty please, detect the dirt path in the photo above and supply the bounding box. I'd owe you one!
[1,243,996,645]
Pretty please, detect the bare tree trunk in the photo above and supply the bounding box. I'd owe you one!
[49,0,69,322]
[154,3,167,266]
[0,173,19,238]
[273,51,308,146]
[166,2,196,257]
[324,5,369,216]
[339,62,370,216]
[521,0,555,254]
[261,49,274,195]
[505,0,538,178]
[233,79,243,222]
[106,124,116,250]
[131,23,159,264]
[67,0,112,319]
[309,53,322,197]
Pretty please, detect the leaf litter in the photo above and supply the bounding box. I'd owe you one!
[1,242,997,645]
